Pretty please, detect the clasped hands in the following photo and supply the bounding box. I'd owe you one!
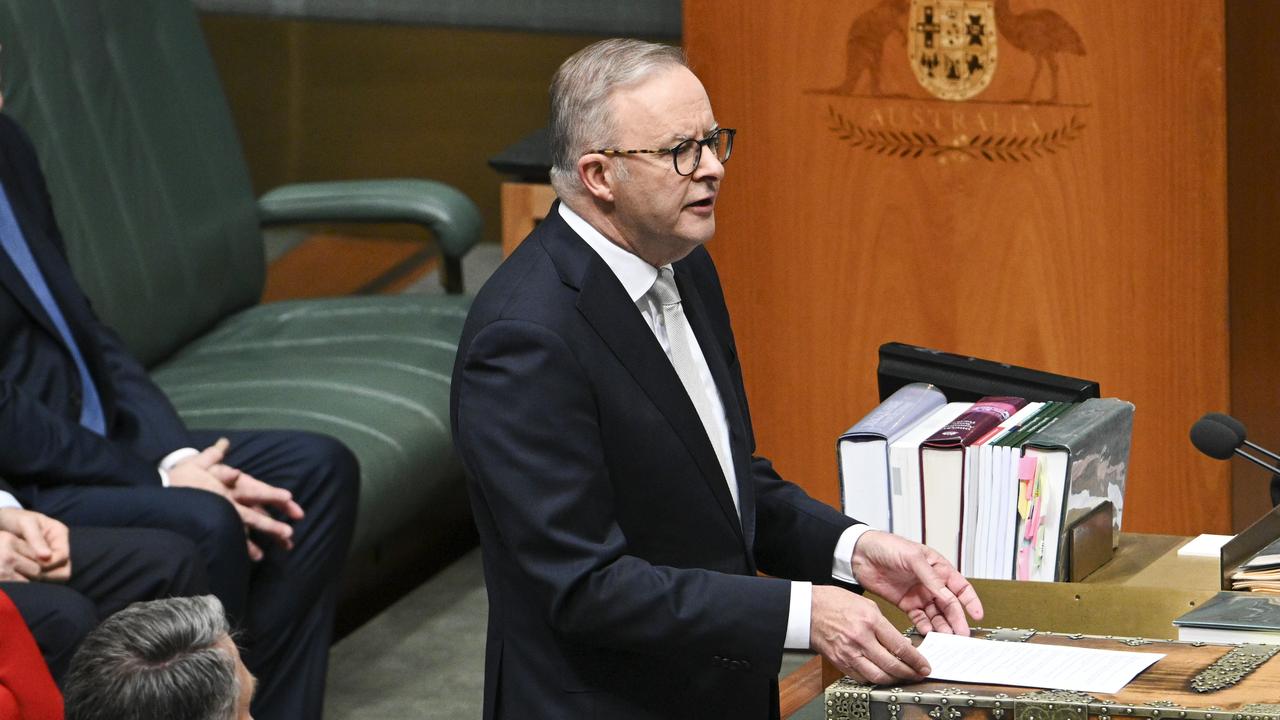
[810,530,983,686]
[0,507,71,583]
[167,438,304,561]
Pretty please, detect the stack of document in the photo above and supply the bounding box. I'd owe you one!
[1230,538,1280,594]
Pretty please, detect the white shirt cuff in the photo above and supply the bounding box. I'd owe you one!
[784,581,812,649]
[157,447,200,488]
[0,492,22,510]
[832,523,875,585]
[159,447,200,470]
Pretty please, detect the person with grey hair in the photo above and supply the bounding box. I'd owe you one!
[63,595,254,720]
[452,38,983,719]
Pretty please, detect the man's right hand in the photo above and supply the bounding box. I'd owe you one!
[0,508,71,582]
[810,585,931,686]
[167,439,296,561]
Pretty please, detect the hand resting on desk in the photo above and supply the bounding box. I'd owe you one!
[811,530,984,685]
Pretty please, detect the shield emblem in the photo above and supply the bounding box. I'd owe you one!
[907,0,998,101]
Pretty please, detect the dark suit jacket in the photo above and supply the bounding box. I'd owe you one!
[0,114,192,493]
[451,203,858,719]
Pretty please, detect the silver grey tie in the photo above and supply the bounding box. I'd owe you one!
[649,268,735,495]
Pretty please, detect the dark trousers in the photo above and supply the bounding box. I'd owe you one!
[3,525,207,686]
[24,429,360,720]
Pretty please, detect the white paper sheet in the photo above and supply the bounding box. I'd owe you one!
[918,632,1164,695]
[1176,534,1233,558]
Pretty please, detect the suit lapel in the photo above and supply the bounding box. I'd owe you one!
[0,165,116,425]
[0,242,60,340]
[24,229,114,402]
[673,264,757,561]
[0,178,63,342]
[539,210,744,541]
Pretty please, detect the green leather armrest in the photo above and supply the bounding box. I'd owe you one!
[257,179,482,260]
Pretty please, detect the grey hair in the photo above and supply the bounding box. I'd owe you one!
[64,595,241,720]
[548,38,687,196]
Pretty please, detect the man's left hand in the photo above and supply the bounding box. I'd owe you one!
[850,530,983,635]
[173,439,305,560]
[207,461,305,553]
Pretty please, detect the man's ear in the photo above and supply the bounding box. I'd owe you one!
[577,153,615,203]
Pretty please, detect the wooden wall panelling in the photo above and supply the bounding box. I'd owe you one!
[685,1,1230,535]
[1226,0,1280,531]
[202,14,612,246]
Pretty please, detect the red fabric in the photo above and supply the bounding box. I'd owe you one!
[0,590,63,720]
[0,688,21,719]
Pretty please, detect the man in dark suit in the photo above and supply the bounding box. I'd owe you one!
[0,477,206,685]
[451,39,983,719]
[0,97,358,718]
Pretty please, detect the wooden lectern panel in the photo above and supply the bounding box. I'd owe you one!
[500,182,558,257]
[684,1,1229,535]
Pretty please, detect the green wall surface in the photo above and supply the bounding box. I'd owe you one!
[201,14,620,246]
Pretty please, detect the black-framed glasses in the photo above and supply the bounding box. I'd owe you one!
[590,128,735,176]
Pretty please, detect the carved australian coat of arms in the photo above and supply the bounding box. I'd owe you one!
[813,0,1088,164]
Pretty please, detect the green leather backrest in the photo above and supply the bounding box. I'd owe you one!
[0,0,265,366]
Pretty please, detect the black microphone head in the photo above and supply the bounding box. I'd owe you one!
[1191,415,1243,460]
[1204,412,1247,441]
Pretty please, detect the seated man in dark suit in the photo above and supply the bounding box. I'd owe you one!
[0,90,358,718]
[451,39,983,719]
[0,477,206,685]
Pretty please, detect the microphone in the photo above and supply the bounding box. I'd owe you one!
[1190,413,1280,507]
[1202,412,1280,464]
[1189,415,1242,460]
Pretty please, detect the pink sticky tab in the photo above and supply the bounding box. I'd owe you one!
[1019,455,1039,481]
[1027,498,1043,540]
[1017,546,1031,580]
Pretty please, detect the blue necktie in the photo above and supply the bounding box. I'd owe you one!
[0,183,107,435]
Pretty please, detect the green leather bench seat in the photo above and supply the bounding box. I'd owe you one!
[0,0,484,603]
[152,295,471,556]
